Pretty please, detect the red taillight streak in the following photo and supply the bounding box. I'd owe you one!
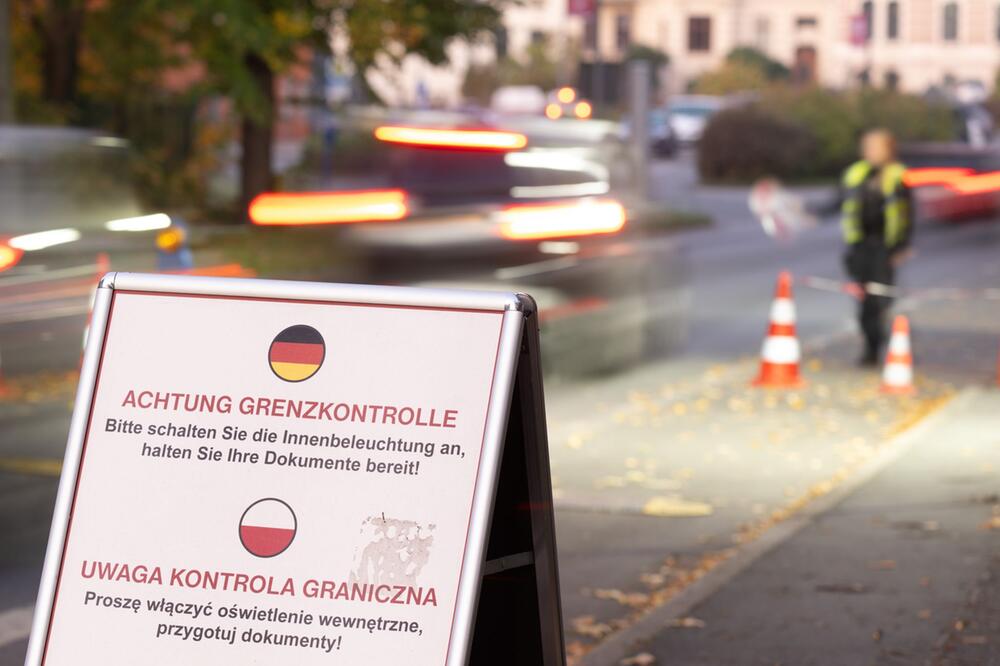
[902,167,973,188]
[374,126,528,151]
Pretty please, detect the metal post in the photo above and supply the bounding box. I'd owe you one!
[628,60,650,201]
[0,0,14,124]
[591,0,602,110]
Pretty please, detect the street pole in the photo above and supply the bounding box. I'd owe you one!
[591,0,602,111]
[0,0,14,124]
[628,59,650,201]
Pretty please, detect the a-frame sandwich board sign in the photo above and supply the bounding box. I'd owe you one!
[25,272,565,666]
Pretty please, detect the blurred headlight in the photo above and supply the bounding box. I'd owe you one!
[0,240,24,272]
[497,198,626,240]
[9,228,81,251]
[106,213,171,232]
[557,87,577,104]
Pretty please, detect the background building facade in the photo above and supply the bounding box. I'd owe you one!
[593,0,1000,95]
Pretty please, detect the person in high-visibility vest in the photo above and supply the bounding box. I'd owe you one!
[839,129,914,366]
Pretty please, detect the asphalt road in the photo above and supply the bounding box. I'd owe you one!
[1,151,998,664]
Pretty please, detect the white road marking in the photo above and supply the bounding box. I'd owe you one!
[0,605,33,649]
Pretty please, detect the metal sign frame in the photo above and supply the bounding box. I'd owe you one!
[24,272,558,666]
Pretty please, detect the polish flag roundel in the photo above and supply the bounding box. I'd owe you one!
[239,498,297,558]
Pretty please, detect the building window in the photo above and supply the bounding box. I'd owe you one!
[943,2,959,41]
[862,1,874,41]
[795,16,818,28]
[887,2,900,40]
[616,13,631,51]
[885,70,900,90]
[493,27,508,59]
[688,16,712,52]
[584,15,597,51]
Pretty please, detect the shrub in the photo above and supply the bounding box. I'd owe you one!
[726,47,790,81]
[758,87,859,175]
[855,89,954,143]
[692,61,769,95]
[697,107,817,182]
[699,87,958,183]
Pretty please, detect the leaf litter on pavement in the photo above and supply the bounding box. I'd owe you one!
[559,354,957,664]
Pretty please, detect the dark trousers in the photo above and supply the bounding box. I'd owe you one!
[844,241,894,357]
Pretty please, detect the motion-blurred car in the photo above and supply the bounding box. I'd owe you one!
[666,95,724,144]
[249,112,688,376]
[490,86,548,116]
[649,109,680,158]
[620,110,679,159]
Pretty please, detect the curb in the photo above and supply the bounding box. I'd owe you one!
[578,389,968,666]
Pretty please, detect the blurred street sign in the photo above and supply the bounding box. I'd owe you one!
[749,178,818,240]
[26,274,565,665]
[568,0,596,17]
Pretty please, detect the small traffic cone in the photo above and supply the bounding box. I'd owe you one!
[880,315,916,395]
[753,271,804,388]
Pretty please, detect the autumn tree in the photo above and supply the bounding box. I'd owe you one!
[12,0,507,217]
[160,0,505,218]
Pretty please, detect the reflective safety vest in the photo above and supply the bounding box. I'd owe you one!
[841,160,908,248]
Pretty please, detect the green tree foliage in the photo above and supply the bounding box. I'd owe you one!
[692,61,768,95]
[12,0,507,218]
[726,47,789,82]
[462,41,560,104]
[691,47,789,95]
[345,0,501,73]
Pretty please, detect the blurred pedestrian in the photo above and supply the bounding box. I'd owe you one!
[837,129,914,366]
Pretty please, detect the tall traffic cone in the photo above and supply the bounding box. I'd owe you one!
[753,271,804,388]
[880,315,916,395]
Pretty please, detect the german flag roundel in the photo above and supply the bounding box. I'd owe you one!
[268,325,325,382]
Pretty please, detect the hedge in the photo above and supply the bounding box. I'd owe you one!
[698,87,957,182]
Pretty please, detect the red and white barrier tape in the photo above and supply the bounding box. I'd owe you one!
[800,275,1000,301]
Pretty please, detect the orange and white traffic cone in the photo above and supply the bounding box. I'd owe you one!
[753,271,804,388]
[880,315,916,395]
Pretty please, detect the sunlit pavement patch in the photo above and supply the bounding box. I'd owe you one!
[0,457,63,477]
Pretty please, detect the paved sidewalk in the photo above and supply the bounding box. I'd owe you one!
[624,389,1000,666]
[547,342,955,662]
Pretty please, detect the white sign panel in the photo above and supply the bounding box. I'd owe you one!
[27,275,524,665]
